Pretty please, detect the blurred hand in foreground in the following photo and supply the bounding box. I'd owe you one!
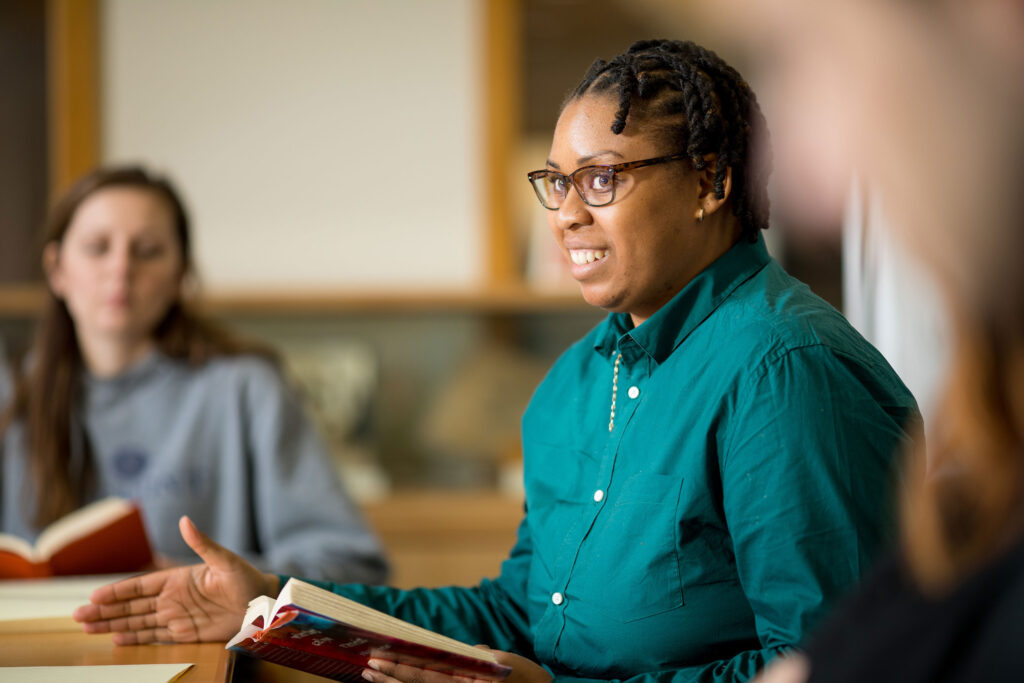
[752,653,810,683]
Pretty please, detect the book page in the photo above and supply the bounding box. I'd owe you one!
[0,534,36,561]
[225,595,276,648]
[0,574,130,633]
[34,498,136,560]
[281,579,498,662]
[0,663,193,682]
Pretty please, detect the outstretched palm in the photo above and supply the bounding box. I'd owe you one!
[73,516,276,644]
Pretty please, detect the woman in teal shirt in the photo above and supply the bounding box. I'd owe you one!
[75,40,917,683]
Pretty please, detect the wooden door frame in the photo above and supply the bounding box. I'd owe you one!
[46,0,100,198]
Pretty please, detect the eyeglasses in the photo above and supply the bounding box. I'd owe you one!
[526,153,691,210]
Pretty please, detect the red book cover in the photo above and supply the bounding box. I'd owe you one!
[228,580,512,683]
[0,498,153,579]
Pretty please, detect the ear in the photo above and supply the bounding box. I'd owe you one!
[695,154,733,221]
[42,242,66,298]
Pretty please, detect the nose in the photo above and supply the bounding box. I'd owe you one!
[107,243,134,279]
[552,184,592,232]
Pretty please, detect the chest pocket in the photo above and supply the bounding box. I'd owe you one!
[570,472,684,622]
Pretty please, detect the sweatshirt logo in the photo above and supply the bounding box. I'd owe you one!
[112,449,149,479]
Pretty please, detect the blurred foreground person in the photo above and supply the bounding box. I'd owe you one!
[694,1,1024,681]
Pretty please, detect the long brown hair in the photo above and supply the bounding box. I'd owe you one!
[1,165,274,528]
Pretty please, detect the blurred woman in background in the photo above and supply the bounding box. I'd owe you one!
[0,165,387,582]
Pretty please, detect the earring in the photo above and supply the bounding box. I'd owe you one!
[697,208,705,224]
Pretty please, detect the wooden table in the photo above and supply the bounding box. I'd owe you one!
[0,631,234,681]
[0,490,526,681]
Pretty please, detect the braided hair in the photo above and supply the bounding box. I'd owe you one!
[567,39,771,241]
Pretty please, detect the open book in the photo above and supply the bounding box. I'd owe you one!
[0,497,153,579]
[226,578,512,682]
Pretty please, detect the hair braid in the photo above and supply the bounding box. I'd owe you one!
[565,39,772,241]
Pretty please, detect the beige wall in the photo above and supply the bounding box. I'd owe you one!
[101,0,482,292]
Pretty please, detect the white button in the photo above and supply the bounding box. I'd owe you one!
[593,489,605,502]
[551,592,564,605]
[627,386,640,399]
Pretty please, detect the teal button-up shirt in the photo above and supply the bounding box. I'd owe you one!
[297,236,917,682]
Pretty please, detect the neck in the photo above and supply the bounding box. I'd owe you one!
[77,332,157,378]
[628,221,745,328]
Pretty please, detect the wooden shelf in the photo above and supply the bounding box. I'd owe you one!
[0,284,45,316]
[0,283,593,317]
[362,489,524,589]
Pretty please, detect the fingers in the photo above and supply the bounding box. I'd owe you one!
[86,569,173,606]
[75,595,158,621]
[363,660,479,683]
[179,515,243,571]
[87,576,146,605]
[73,594,156,625]
[756,653,811,683]
[81,611,160,635]
[83,612,200,645]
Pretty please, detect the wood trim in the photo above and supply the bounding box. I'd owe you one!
[0,284,47,317]
[483,0,522,288]
[198,285,589,316]
[0,283,591,318]
[46,0,100,198]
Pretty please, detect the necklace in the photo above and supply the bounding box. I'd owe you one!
[608,353,622,432]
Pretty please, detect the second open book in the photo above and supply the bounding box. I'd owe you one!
[0,497,152,579]
[227,578,512,683]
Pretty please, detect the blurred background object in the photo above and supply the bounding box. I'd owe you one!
[284,341,389,501]
[418,342,549,496]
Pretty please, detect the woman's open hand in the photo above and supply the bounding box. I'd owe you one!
[72,515,278,644]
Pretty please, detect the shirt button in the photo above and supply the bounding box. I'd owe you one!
[627,386,640,399]
[593,489,605,502]
[551,592,564,606]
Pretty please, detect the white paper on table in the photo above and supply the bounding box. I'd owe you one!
[0,574,130,632]
[0,663,193,682]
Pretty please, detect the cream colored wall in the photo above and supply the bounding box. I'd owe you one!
[101,0,482,292]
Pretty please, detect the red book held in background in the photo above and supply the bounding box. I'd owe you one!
[0,497,153,579]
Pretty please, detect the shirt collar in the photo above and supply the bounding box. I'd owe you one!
[82,349,166,409]
[594,234,772,364]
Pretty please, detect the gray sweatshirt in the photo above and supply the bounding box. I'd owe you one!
[0,351,388,583]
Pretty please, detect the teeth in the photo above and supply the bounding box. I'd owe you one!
[569,249,607,265]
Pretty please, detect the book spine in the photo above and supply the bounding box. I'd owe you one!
[231,639,366,683]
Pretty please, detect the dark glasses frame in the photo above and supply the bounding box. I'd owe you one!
[526,152,692,210]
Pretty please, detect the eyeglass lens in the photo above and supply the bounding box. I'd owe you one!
[531,167,616,209]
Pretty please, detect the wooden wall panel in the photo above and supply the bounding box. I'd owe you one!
[46,0,99,197]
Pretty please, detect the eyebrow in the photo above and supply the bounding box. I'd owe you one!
[547,149,626,170]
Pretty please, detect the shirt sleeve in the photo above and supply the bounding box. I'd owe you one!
[719,344,909,658]
[243,360,389,583]
[284,511,536,657]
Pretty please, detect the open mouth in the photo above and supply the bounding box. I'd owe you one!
[569,249,608,265]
